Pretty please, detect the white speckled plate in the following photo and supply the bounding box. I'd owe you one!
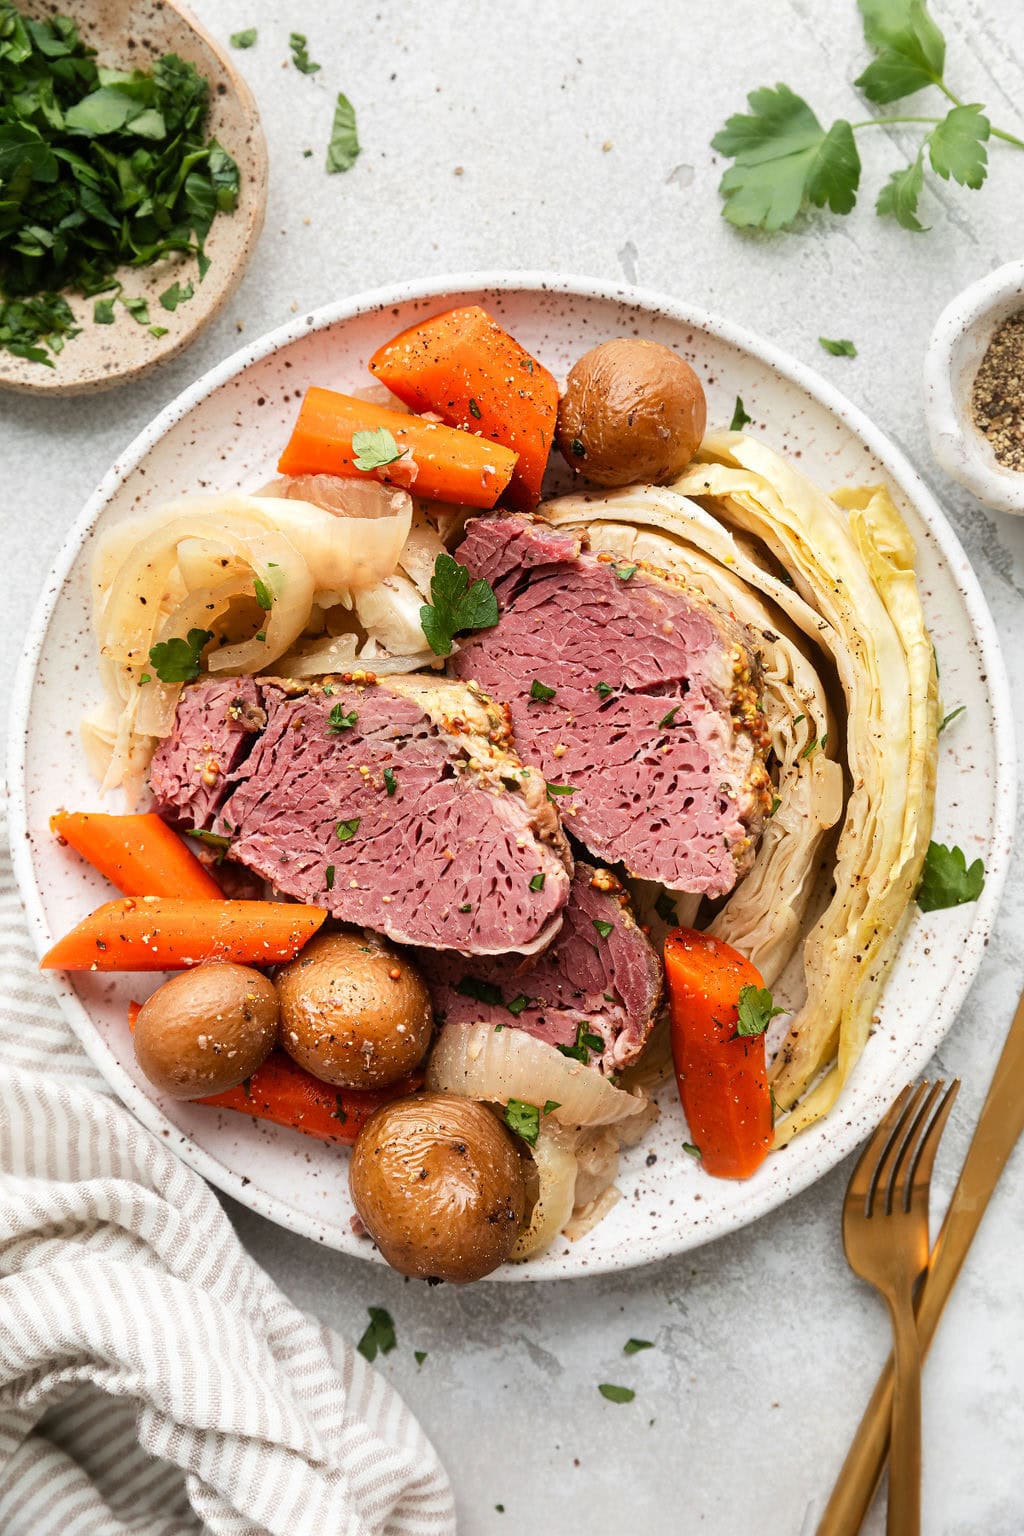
[8,274,1016,1280]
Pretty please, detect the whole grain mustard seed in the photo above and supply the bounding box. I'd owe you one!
[971,310,1024,473]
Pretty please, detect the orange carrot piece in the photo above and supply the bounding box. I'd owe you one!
[277,386,518,509]
[368,305,559,510]
[200,1052,422,1145]
[50,811,223,900]
[41,897,327,972]
[664,928,774,1181]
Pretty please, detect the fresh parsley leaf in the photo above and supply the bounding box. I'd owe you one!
[507,994,531,1016]
[624,1338,654,1355]
[289,32,320,74]
[819,337,857,357]
[121,295,150,326]
[159,279,194,312]
[800,735,821,758]
[458,902,473,913]
[729,396,753,430]
[325,864,335,890]
[230,28,257,48]
[384,767,397,796]
[530,679,556,702]
[335,817,360,842]
[939,705,965,734]
[326,91,360,173]
[419,552,499,657]
[414,1350,427,1367]
[253,576,274,611]
[595,681,614,699]
[529,872,546,892]
[468,397,482,419]
[185,829,232,860]
[351,426,405,471]
[736,984,785,1037]
[598,1384,635,1404]
[592,918,614,940]
[854,0,946,104]
[770,795,782,816]
[928,104,990,189]
[712,85,861,230]
[916,841,985,912]
[682,1142,702,1160]
[876,150,929,230]
[654,890,677,925]
[658,705,680,729]
[615,564,638,581]
[543,1100,561,1115]
[545,781,577,800]
[457,976,504,1007]
[327,703,357,733]
[558,1023,604,1064]
[148,627,211,683]
[505,1098,541,1147]
[93,296,116,324]
[356,1306,396,1362]
[148,325,168,338]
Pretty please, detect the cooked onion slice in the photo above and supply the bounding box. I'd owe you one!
[512,1130,577,1260]
[426,1022,647,1126]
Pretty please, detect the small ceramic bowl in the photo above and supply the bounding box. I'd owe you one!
[923,258,1024,514]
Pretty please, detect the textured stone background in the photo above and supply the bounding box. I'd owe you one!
[4,3,1024,1530]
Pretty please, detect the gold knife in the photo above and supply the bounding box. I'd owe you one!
[817,984,1024,1536]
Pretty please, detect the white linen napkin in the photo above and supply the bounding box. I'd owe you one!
[0,796,455,1536]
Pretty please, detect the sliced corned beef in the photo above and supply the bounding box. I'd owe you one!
[449,514,771,898]
[418,862,662,1074]
[148,675,266,828]
[151,673,572,955]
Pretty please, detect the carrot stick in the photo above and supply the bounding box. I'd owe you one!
[664,928,774,1181]
[51,811,223,900]
[199,1051,421,1146]
[277,386,518,509]
[41,897,327,972]
[368,306,559,511]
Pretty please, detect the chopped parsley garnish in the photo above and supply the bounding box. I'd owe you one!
[148,627,212,683]
[570,436,586,458]
[253,576,274,611]
[682,1142,702,1160]
[289,32,320,74]
[334,1095,347,1124]
[326,92,361,174]
[159,279,194,313]
[458,902,473,913]
[139,673,152,685]
[419,552,499,657]
[624,1338,654,1355]
[148,324,168,338]
[654,890,677,925]
[558,1022,605,1063]
[939,705,965,734]
[468,397,482,419]
[351,426,405,471]
[800,736,820,759]
[325,864,335,890]
[658,706,680,729]
[507,994,531,1016]
[819,336,857,357]
[230,28,257,48]
[121,295,150,326]
[335,817,360,842]
[414,1350,428,1367]
[383,767,397,796]
[916,841,985,912]
[255,631,267,643]
[545,781,577,800]
[457,976,504,1007]
[529,679,556,702]
[729,396,753,430]
[529,872,546,892]
[94,296,116,325]
[735,984,785,1037]
[792,714,805,725]
[770,796,782,816]
[327,704,358,733]
[504,1098,541,1147]
[598,1384,635,1404]
[615,564,638,581]
[356,1306,396,1362]
[185,829,232,862]
[592,918,614,940]
[595,681,614,699]
[543,1100,561,1115]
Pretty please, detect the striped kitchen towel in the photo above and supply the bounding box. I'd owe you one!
[0,795,455,1536]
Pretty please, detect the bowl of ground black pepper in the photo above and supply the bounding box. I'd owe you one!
[924,258,1024,514]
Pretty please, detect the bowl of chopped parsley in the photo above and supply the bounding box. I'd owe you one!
[0,0,267,393]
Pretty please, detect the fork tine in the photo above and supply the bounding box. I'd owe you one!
[845,1084,914,1214]
[889,1081,944,1214]
[905,1078,960,1215]
[866,1081,931,1217]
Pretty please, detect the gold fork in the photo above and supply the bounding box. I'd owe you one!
[840,1079,960,1536]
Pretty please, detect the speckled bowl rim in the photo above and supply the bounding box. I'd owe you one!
[8,271,1017,1281]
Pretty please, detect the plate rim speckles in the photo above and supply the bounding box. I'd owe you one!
[7,271,1016,1280]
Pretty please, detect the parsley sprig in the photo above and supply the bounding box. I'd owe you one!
[419,552,499,657]
[712,0,1024,235]
[916,840,985,912]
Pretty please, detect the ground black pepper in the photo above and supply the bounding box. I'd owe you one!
[971,310,1024,472]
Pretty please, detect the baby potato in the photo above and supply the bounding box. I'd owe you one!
[556,336,707,486]
[276,930,433,1089]
[133,962,278,1099]
[350,1092,527,1282]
